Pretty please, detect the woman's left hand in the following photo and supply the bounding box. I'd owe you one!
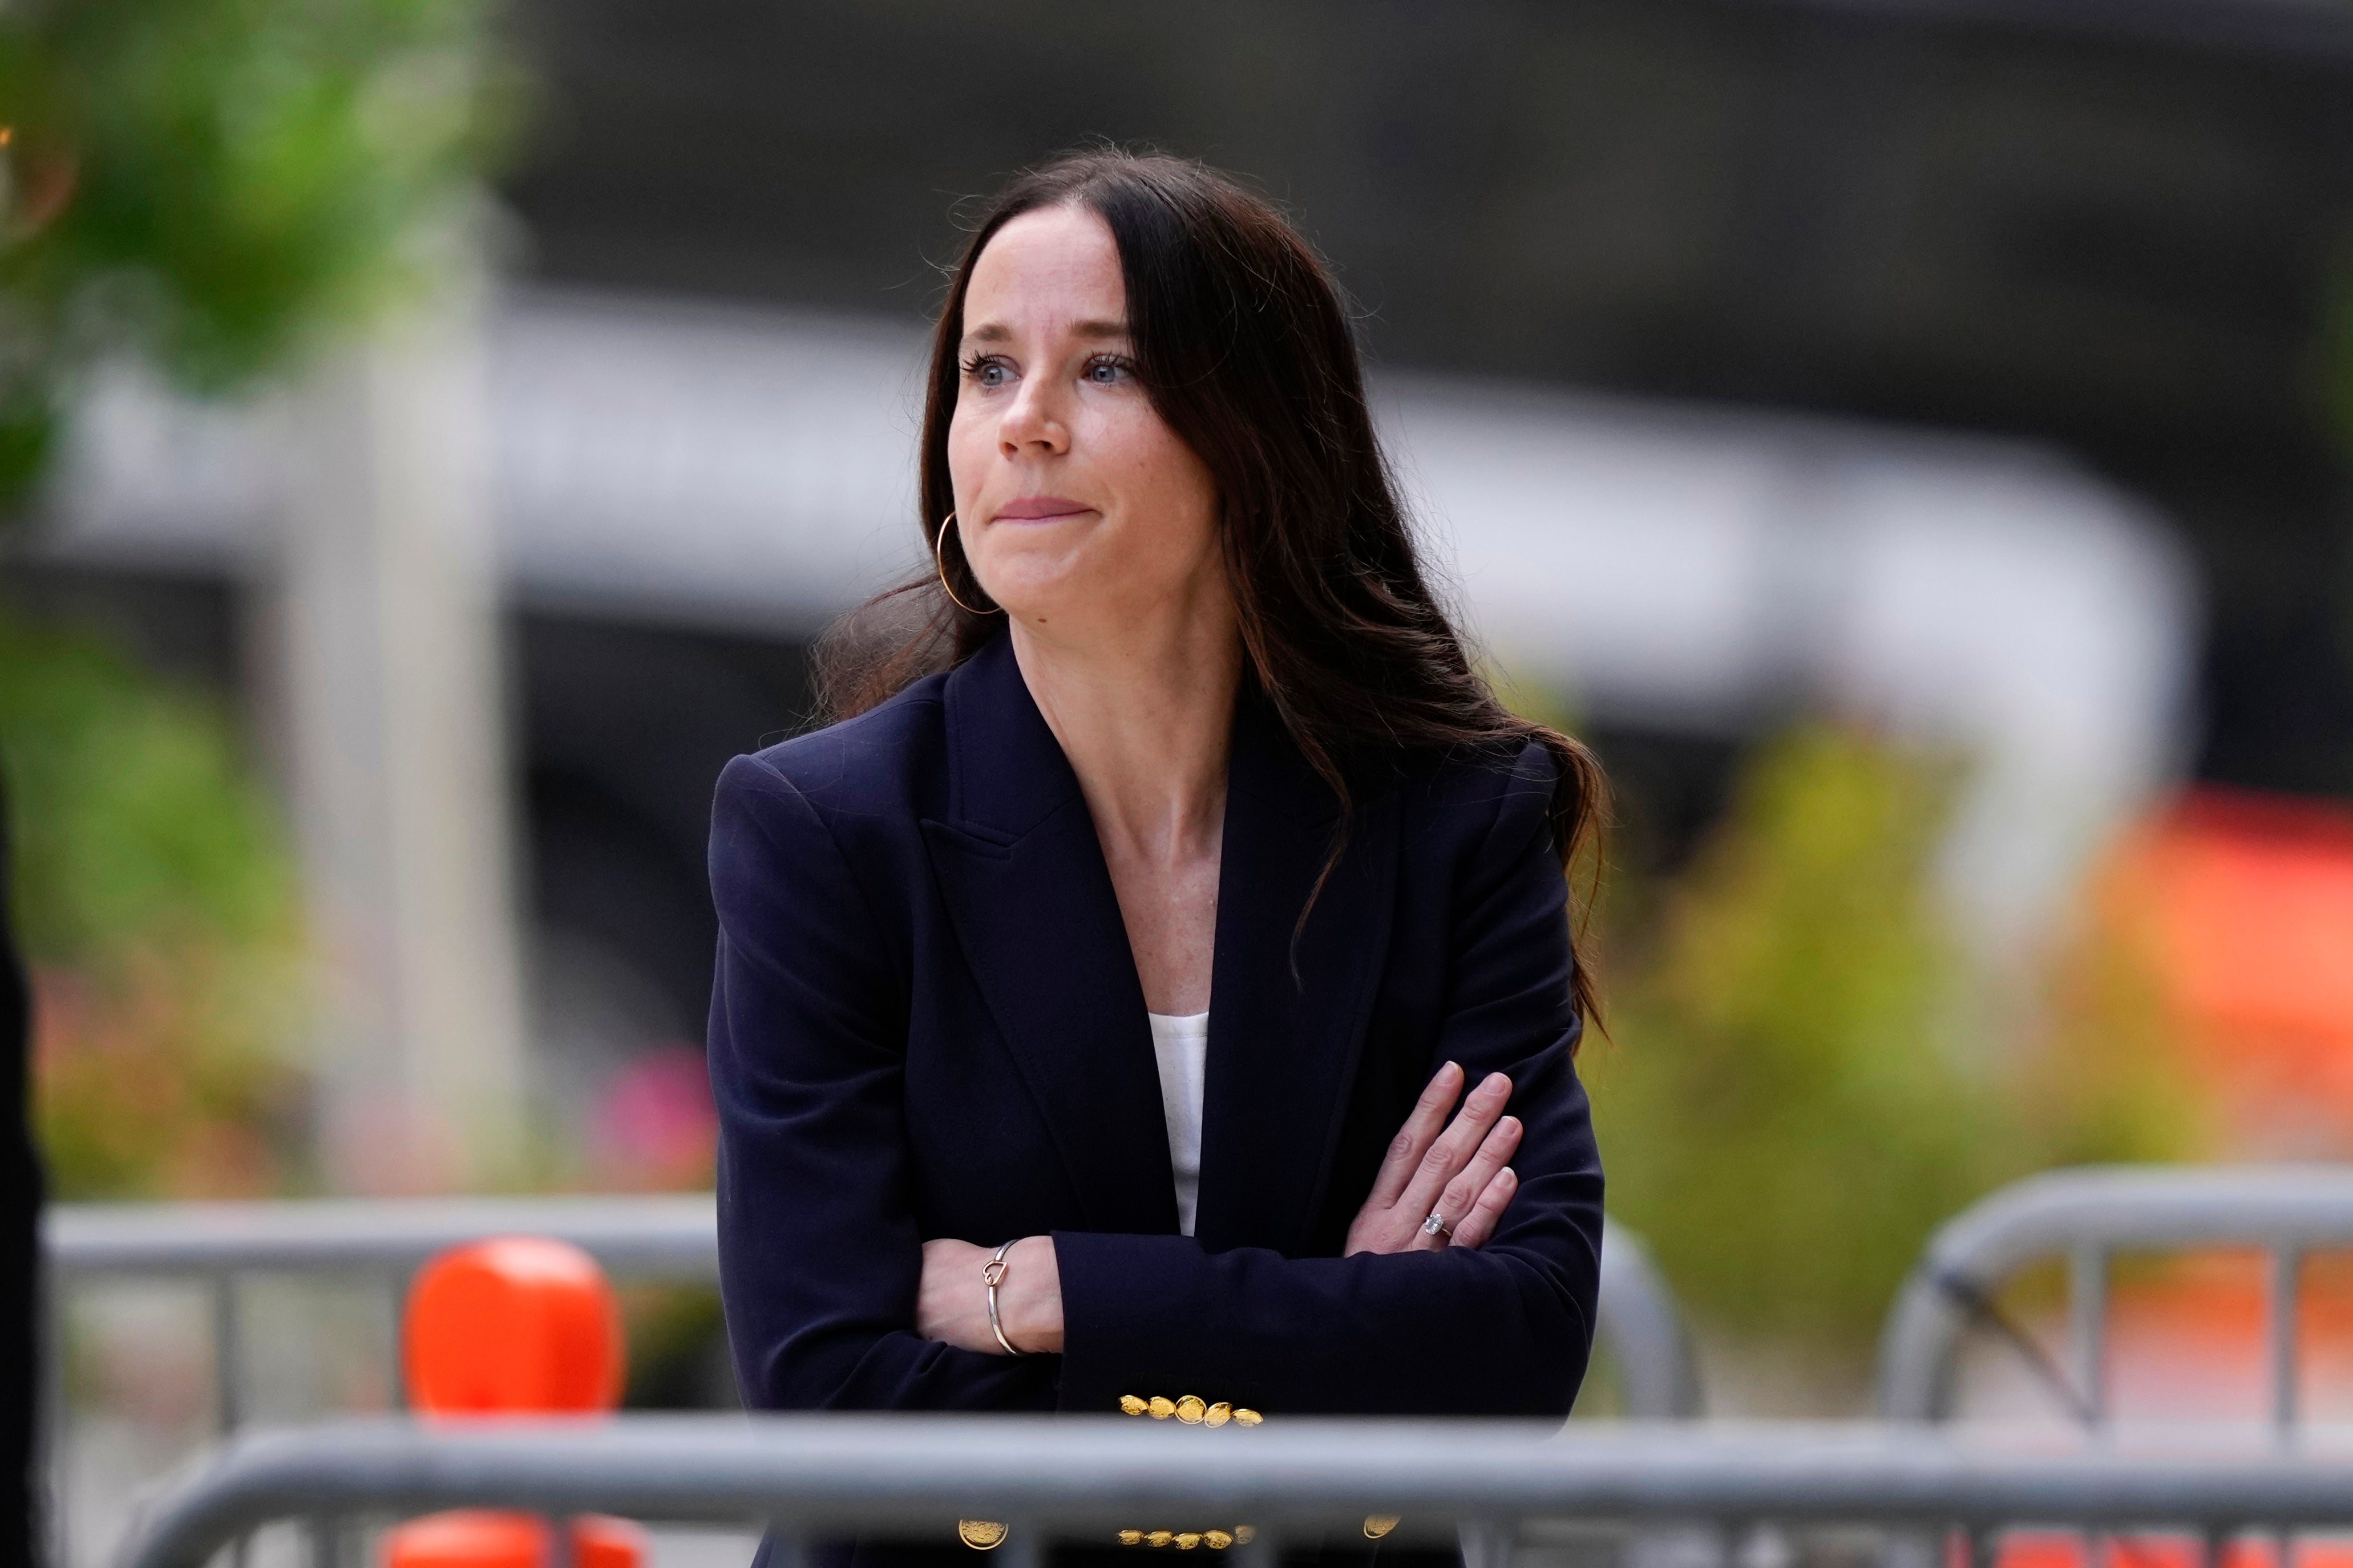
[917,1235,1065,1354]
[1344,1061,1523,1256]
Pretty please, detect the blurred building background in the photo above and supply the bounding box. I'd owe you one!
[9,0,2353,1436]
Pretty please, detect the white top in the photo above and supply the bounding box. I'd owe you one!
[1147,1011,1210,1237]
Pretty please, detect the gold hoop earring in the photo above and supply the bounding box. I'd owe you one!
[935,512,1000,616]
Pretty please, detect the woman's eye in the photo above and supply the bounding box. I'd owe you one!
[965,356,1011,389]
[1085,357,1130,386]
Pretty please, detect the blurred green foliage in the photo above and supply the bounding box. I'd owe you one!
[1587,724,2198,1356]
[0,614,306,1196]
[620,1285,729,1411]
[0,0,518,1191]
[0,0,516,498]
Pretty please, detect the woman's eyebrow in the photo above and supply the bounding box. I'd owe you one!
[961,318,1130,347]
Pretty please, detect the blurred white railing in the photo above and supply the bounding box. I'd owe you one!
[119,1415,2353,1568]
[1877,1165,2353,1432]
[45,1197,1701,1425]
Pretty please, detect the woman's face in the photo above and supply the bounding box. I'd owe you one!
[947,204,1223,635]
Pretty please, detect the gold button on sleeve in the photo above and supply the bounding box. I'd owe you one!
[957,1521,1009,1550]
[1174,1395,1206,1424]
[1203,1532,1235,1550]
[1118,1531,1143,1547]
[1363,1516,1400,1540]
[1147,1531,1175,1548]
[1119,1395,1149,1416]
[1147,1396,1176,1420]
[1203,1402,1231,1427]
[1232,1408,1263,1427]
[1233,1527,1256,1545]
[1176,1534,1203,1550]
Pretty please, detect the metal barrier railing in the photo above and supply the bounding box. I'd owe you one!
[1589,1221,1704,1420]
[1875,1165,2353,1429]
[45,1193,715,1436]
[119,1413,2353,1568]
[46,1197,1702,1422]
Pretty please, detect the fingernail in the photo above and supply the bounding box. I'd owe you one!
[1501,1168,1517,1184]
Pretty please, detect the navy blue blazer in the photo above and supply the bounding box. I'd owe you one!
[707,630,1604,1420]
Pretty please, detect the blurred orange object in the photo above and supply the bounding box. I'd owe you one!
[403,1237,625,1416]
[389,1238,639,1568]
[1990,1531,2353,1568]
[2112,787,2353,1156]
[383,1510,648,1568]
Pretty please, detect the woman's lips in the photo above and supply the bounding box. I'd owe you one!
[990,496,1094,522]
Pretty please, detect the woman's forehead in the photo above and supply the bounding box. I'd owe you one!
[964,206,1127,338]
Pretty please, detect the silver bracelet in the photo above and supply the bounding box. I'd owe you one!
[983,1239,1025,1356]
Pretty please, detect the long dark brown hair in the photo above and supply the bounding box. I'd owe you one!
[815,149,1608,1023]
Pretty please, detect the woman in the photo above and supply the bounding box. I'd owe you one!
[707,149,1607,1556]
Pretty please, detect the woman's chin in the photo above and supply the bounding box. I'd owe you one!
[973,570,1092,626]
[997,597,1085,629]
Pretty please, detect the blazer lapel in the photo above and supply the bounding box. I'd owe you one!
[921,634,1179,1234]
[1192,694,1399,1255]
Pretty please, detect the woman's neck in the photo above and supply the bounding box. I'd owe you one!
[1007,603,1241,870]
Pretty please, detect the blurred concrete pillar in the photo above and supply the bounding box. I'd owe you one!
[267,241,529,1193]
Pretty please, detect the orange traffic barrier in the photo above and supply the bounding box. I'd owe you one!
[403,1236,626,1415]
[385,1237,642,1568]
[385,1510,648,1568]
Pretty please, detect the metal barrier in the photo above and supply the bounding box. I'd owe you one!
[45,1193,714,1435]
[1876,1165,2353,1428]
[47,1197,1702,1421]
[119,1414,2353,1568]
[1592,1222,1704,1419]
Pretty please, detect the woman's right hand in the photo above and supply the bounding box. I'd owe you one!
[1344,1061,1522,1256]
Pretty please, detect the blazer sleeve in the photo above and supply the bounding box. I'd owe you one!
[708,753,1059,1412]
[1051,742,1605,1416]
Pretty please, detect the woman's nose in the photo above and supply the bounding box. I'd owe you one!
[997,380,1070,456]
